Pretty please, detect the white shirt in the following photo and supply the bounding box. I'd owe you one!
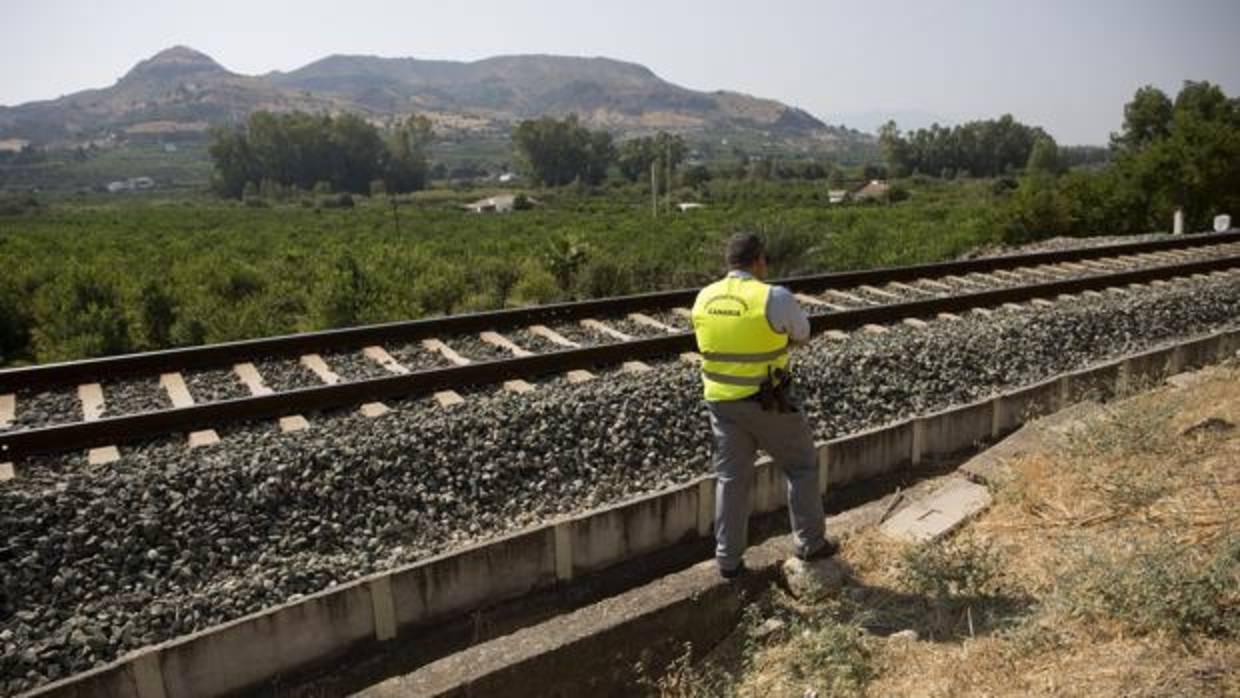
[727,270,811,344]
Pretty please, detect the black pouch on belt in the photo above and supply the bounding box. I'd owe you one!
[756,367,798,413]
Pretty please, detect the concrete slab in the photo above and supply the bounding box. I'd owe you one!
[78,383,105,421]
[502,380,535,394]
[79,384,122,464]
[862,324,888,334]
[527,325,580,348]
[87,446,121,466]
[363,346,412,373]
[480,332,533,358]
[237,363,307,431]
[1,462,15,481]
[859,284,899,300]
[902,318,928,328]
[299,354,343,384]
[279,415,310,432]
[889,281,934,296]
[188,429,221,448]
[234,362,274,396]
[679,352,702,364]
[421,340,471,367]
[880,478,992,543]
[826,289,870,305]
[622,361,652,374]
[565,370,595,384]
[628,313,680,333]
[795,293,847,311]
[0,393,13,428]
[159,372,196,408]
[823,330,849,341]
[916,278,953,291]
[936,313,960,321]
[581,319,633,342]
[434,391,466,408]
[360,402,390,418]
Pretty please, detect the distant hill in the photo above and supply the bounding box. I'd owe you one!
[0,46,865,154]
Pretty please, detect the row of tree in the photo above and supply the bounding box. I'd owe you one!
[878,115,1055,178]
[208,112,432,198]
[1004,80,1240,242]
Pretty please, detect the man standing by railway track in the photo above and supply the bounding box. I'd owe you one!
[692,233,838,579]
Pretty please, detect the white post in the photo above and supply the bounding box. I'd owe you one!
[1173,208,1184,235]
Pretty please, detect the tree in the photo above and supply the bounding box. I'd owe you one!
[207,111,433,198]
[616,132,686,182]
[878,116,1050,179]
[1110,86,1173,152]
[385,115,433,192]
[512,116,616,187]
[878,120,911,177]
[1026,136,1062,177]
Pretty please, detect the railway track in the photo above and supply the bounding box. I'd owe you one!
[2,231,1239,463]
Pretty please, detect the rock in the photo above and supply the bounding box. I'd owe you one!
[753,618,786,640]
[781,557,847,600]
[889,629,919,642]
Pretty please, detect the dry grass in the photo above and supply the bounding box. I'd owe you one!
[651,365,1240,697]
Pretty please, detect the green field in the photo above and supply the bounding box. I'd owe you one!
[0,180,1008,366]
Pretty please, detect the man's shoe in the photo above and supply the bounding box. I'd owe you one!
[719,562,747,580]
[796,539,840,562]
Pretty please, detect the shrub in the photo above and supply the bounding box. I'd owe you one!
[1055,536,1239,639]
[899,535,1004,601]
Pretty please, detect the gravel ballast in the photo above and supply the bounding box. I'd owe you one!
[1,274,1239,693]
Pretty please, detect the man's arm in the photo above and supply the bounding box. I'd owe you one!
[766,285,811,345]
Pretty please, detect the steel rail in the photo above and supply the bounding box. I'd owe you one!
[3,252,1238,460]
[2,231,1238,392]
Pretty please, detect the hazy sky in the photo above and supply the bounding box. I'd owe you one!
[3,0,1238,144]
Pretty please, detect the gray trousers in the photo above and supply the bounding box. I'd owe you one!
[706,399,826,571]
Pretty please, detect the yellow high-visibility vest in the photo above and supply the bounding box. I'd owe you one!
[691,275,790,401]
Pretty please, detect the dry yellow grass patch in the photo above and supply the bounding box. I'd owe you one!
[652,364,1239,698]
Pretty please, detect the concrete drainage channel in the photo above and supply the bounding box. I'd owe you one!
[22,326,1240,698]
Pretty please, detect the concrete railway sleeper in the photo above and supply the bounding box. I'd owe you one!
[1,249,1239,461]
[5,271,1240,697]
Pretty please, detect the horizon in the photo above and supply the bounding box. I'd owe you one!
[4,0,1240,145]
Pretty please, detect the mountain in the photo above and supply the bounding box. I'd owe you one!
[0,46,857,151]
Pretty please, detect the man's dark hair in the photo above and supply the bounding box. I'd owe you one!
[726,233,765,268]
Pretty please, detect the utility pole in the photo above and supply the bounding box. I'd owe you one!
[665,141,672,215]
[651,160,658,218]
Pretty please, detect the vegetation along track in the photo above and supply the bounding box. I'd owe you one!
[1,231,1239,462]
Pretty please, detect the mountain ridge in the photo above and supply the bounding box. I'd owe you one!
[0,46,863,152]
